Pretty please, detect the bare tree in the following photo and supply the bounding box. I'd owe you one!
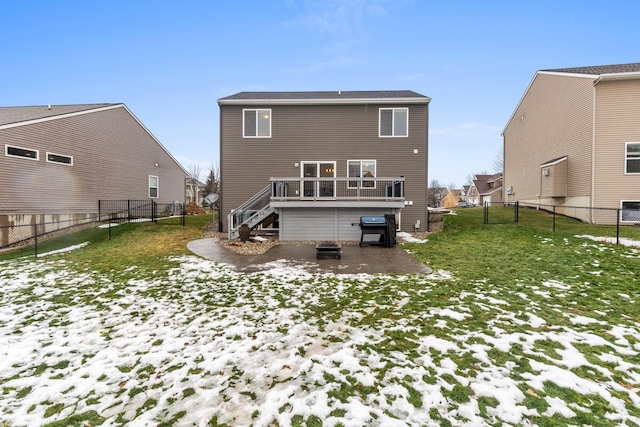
[186,163,202,205]
[204,163,220,207]
[492,151,504,174]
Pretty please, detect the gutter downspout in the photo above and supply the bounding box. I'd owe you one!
[591,78,598,224]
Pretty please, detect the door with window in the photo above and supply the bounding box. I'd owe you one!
[302,161,336,198]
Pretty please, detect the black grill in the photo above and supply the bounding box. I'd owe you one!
[359,215,396,247]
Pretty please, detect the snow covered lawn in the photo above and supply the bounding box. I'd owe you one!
[1,246,639,426]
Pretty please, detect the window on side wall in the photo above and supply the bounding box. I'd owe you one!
[621,201,640,222]
[149,175,159,198]
[626,142,640,173]
[243,109,271,138]
[379,108,408,137]
[46,152,73,165]
[5,145,39,160]
[348,160,376,188]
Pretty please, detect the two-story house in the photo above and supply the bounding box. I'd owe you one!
[218,90,431,241]
[0,103,187,246]
[502,62,640,223]
[467,173,503,206]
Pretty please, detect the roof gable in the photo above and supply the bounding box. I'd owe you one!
[0,104,116,126]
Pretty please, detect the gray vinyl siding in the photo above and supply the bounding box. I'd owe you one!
[503,73,593,204]
[593,79,640,212]
[278,207,396,241]
[220,102,429,233]
[0,106,186,214]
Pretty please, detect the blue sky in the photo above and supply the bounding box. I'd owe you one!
[2,0,639,187]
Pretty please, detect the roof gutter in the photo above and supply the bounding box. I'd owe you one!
[594,71,640,85]
[218,97,431,106]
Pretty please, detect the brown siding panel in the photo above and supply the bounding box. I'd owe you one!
[220,102,429,233]
[0,106,186,214]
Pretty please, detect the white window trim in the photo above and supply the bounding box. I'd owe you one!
[300,160,336,198]
[243,108,272,138]
[5,144,39,161]
[46,151,73,166]
[149,175,159,199]
[347,159,377,189]
[379,107,409,138]
[620,200,640,223]
[625,142,640,174]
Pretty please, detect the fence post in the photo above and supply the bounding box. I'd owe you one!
[515,201,519,223]
[616,209,620,245]
[152,201,157,223]
[182,203,185,226]
[127,200,131,222]
[484,201,488,224]
[552,206,556,233]
[34,223,38,258]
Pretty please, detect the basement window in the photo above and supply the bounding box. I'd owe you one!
[46,152,73,165]
[5,145,39,160]
[621,201,640,223]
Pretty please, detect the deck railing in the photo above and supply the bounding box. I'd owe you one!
[269,177,405,201]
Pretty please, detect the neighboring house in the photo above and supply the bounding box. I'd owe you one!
[441,189,461,208]
[467,173,503,205]
[427,187,448,208]
[218,90,431,240]
[186,177,206,206]
[0,103,187,245]
[461,185,471,202]
[503,62,640,223]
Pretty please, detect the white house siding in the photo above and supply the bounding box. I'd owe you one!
[593,79,640,223]
[503,73,594,207]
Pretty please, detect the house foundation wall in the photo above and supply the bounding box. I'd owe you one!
[0,213,97,248]
[277,207,399,241]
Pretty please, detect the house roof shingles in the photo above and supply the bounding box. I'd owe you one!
[0,104,116,126]
[218,90,430,105]
[543,62,640,76]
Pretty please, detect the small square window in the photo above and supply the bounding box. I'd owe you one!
[243,109,271,138]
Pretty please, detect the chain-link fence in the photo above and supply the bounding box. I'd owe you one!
[1,200,185,256]
[483,201,640,245]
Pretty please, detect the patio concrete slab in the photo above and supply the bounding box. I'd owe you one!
[187,238,432,275]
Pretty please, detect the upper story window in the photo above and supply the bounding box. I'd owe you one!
[149,175,159,198]
[379,108,408,137]
[626,142,640,174]
[348,160,376,188]
[5,144,39,161]
[46,152,73,165]
[243,109,271,138]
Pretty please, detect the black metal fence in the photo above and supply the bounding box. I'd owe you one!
[0,200,185,256]
[484,201,640,246]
